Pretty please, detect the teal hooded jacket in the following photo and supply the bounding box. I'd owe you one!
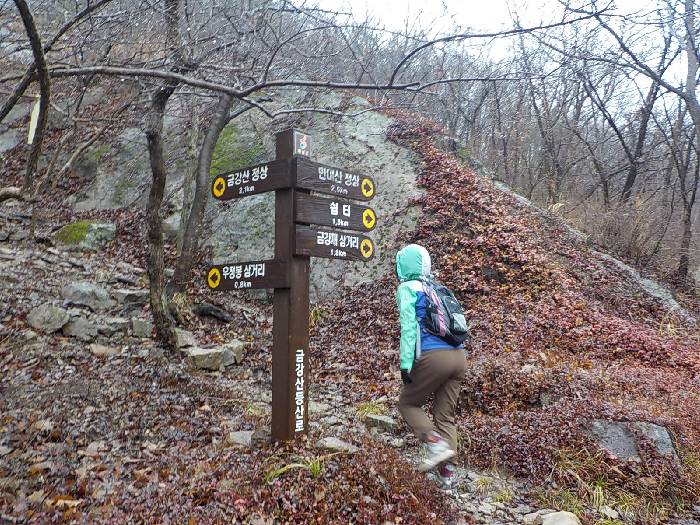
[396,244,462,372]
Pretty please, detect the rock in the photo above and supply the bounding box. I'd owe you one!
[182,347,225,370]
[98,317,130,336]
[477,502,495,515]
[82,222,116,250]
[62,317,98,341]
[589,419,677,461]
[0,446,12,456]
[251,427,271,448]
[116,261,144,274]
[225,430,254,448]
[364,414,399,432]
[599,505,619,520]
[541,511,581,525]
[162,213,180,240]
[221,339,246,365]
[89,343,119,357]
[632,421,678,459]
[175,328,196,349]
[523,510,557,525]
[321,416,341,426]
[61,282,114,310]
[131,318,153,338]
[316,437,359,453]
[112,288,149,305]
[589,420,639,461]
[54,221,115,251]
[310,401,331,416]
[389,438,405,448]
[26,304,69,333]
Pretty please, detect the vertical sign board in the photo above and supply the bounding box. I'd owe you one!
[206,128,377,442]
[272,129,311,440]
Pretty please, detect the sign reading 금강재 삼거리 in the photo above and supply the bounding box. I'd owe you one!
[294,225,375,261]
[211,159,291,200]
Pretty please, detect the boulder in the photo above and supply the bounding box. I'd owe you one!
[26,305,69,333]
[61,282,114,310]
[131,318,153,338]
[589,420,639,461]
[54,221,115,251]
[225,430,254,448]
[632,422,677,459]
[221,339,246,366]
[175,328,196,349]
[541,512,581,525]
[112,288,149,306]
[89,343,119,357]
[316,437,359,454]
[364,414,399,432]
[62,317,98,341]
[98,317,130,336]
[182,347,225,370]
[589,420,677,461]
[309,401,331,416]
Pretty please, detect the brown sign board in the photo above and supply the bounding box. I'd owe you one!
[211,159,291,201]
[295,225,375,261]
[206,260,289,290]
[295,193,376,232]
[295,157,376,202]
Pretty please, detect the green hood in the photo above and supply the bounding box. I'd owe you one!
[396,244,432,282]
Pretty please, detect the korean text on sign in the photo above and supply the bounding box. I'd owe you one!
[316,231,359,249]
[227,165,269,187]
[222,263,266,280]
[294,349,305,432]
[317,167,360,188]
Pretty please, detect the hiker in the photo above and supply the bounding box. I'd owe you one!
[395,243,468,485]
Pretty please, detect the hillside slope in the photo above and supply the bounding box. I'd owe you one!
[312,113,700,520]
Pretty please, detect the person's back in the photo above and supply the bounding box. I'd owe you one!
[395,244,468,483]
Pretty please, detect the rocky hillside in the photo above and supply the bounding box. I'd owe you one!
[2,91,700,524]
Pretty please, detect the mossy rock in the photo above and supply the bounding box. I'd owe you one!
[210,124,266,176]
[54,220,115,250]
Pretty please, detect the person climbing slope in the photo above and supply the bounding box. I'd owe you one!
[395,243,468,485]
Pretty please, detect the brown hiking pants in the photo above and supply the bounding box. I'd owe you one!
[398,349,468,452]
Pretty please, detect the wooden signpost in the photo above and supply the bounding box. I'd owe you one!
[206,128,377,441]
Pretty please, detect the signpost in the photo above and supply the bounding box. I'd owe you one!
[206,128,377,441]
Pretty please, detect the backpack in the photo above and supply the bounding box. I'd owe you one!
[420,277,470,346]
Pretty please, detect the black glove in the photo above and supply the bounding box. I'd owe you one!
[401,369,413,384]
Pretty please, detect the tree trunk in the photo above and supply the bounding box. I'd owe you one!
[677,203,692,280]
[173,93,233,288]
[144,0,182,350]
[13,0,50,192]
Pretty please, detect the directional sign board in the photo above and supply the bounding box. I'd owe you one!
[295,193,376,232]
[206,260,289,291]
[295,157,376,201]
[211,159,291,201]
[295,225,375,261]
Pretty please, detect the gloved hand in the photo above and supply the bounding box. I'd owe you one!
[401,369,413,384]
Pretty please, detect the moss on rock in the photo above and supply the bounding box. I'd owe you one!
[210,124,266,176]
[54,221,93,245]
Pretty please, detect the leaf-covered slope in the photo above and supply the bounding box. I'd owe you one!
[312,113,700,506]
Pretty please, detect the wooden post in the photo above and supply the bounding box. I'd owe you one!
[272,129,311,441]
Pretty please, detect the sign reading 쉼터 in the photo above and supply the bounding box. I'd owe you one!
[295,193,376,232]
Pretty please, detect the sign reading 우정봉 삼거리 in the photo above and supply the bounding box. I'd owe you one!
[205,129,377,443]
[206,260,289,291]
[295,193,376,232]
[211,159,291,200]
[295,156,376,201]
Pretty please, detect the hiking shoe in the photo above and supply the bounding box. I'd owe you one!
[437,462,456,488]
[418,433,455,472]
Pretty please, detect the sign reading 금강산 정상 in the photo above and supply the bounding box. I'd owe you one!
[205,129,377,442]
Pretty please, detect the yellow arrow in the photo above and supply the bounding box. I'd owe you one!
[212,177,226,198]
[361,178,375,199]
[207,267,221,289]
[362,208,376,230]
[360,238,374,259]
